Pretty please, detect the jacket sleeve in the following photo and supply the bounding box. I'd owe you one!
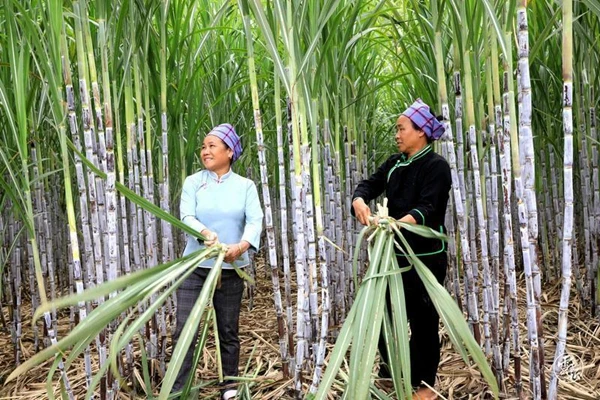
[180,174,208,235]
[406,158,451,226]
[241,180,264,250]
[351,157,394,216]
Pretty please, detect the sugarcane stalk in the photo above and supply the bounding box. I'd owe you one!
[276,80,294,370]
[284,24,309,387]
[576,81,591,304]
[323,144,334,311]
[132,54,159,380]
[500,69,523,397]
[517,4,547,393]
[74,3,112,396]
[433,26,462,312]
[110,77,131,281]
[124,75,142,276]
[488,32,504,388]
[539,146,555,279]
[58,24,95,389]
[549,0,574,396]
[463,42,493,354]
[452,72,480,343]
[334,149,347,319]
[74,2,105,298]
[10,220,22,365]
[239,0,289,377]
[300,141,318,352]
[344,137,355,300]
[159,0,174,267]
[31,147,44,352]
[589,89,600,315]
[308,101,331,392]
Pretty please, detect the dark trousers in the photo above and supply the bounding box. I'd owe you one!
[378,253,447,388]
[172,267,244,393]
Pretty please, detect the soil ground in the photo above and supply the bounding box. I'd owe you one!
[1,254,599,399]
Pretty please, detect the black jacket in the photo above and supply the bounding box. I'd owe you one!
[352,145,451,260]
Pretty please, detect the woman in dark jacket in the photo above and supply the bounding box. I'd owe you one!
[352,99,451,400]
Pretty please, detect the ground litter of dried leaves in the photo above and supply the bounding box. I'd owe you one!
[1,256,599,399]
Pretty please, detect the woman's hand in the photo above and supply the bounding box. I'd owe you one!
[352,197,371,226]
[224,242,248,263]
[201,229,219,247]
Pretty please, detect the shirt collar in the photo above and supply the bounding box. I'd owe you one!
[207,168,233,183]
[400,144,432,162]
[387,144,432,182]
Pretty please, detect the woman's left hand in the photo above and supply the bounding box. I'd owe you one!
[224,242,245,263]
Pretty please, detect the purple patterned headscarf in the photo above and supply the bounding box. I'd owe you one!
[207,123,242,162]
[402,99,445,140]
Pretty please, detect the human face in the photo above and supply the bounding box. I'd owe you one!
[201,135,233,175]
[395,115,427,157]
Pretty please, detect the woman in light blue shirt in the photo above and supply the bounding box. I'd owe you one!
[173,123,263,400]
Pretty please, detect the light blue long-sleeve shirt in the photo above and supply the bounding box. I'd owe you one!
[180,168,263,269]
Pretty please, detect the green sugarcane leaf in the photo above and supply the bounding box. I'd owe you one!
[46,357,62,400]
[246,0,290,94]
[311,298,358,399]
[0,222,27,300]
[393,221,498,398]
[349,228,387,393]
[33,250,214,320]
[396,221,447,241]
[213,307,224,382]
[66,138,207,240]
[354,234,394,400]
[60,378,68,400]
[381,312,400,395]
[22,254,192,377]
[0,147,30,230]
[401,240,499,398]
[352,225,375,290]
[388,255,412,399]
[114,271,191,352]
[529,7,561,60]
[231,261,255,284]
[7,283,143,382]
[140,335,154,399]
[107,266,198,391]
[106,312,135,396]
[87,358,111,400]
[180,307,214,399]
[64,261,186,374]
[394,233,470,362]
[369,382,395,400]
[297,0,343,77]
[158,251,226,399]
[480,0,508,58]
[580,0,600,18]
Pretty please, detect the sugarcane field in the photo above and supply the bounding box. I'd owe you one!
[1,0,600,399]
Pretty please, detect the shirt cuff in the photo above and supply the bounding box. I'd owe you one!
[241,233,260,251]
[408,209,425,225]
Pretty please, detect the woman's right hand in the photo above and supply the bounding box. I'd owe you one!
[352,197,372,226]
[201,229,219,246]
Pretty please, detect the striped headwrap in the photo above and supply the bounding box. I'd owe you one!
[402,99,444,140]
[207,123,243,162]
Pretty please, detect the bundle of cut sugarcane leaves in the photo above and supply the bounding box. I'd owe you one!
[308,199,499,400]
